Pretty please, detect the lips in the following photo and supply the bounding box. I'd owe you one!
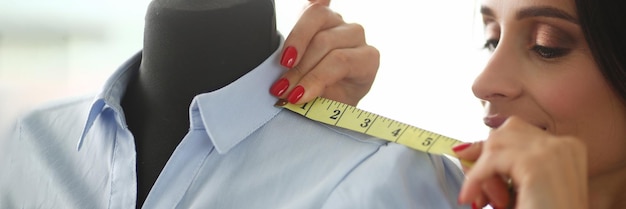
[483,115,548,130]
[483,115,507,129]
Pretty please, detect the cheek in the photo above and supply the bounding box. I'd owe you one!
[532,61,626,175]
[533,62,615,135]
[535,75,595,125]
[527,43,624,140]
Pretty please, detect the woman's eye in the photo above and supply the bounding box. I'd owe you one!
[483,39,499,52]
[532,45,570,59]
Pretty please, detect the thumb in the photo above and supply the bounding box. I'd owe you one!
[452,141,483,169]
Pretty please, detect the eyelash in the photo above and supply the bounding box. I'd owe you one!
[531,45,570,59]
[483,39,570,59]
[483,39,498,52]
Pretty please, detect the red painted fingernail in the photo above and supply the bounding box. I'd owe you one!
[452,142,472,152]
[287,85,305,104]
[270,78,290,97]
[472,202,479,209]
[280,46,297,68]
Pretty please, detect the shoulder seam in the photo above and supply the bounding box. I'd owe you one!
[318,122,387,147]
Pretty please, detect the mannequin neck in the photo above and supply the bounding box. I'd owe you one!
[139,0,280,100]
[122,1,280,206]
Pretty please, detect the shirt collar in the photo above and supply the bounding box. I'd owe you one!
[190,40,285,154]
[78,38,286,152]
[77,51,141,150]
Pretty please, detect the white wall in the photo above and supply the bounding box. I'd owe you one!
[0,0,490,142]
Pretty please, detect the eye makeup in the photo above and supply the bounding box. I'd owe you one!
[530,24,574,59]
[533,24,574,48]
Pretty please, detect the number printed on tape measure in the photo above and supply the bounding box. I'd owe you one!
[275,97,465,157]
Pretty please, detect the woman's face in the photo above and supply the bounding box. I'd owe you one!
[472,0,626,177]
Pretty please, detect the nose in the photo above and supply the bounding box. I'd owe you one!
[472,41,523,103]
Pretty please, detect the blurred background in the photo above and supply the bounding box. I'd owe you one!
[0,0,489,142]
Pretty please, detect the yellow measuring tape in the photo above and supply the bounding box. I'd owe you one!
[275,97,465,158]
[276,97,516,207]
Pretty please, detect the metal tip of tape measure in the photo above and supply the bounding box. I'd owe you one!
[274,99,289,107]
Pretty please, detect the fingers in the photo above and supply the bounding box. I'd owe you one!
[295,23,366,79]
[272,2,378,106]
[457,121,523,205]
[453,141,483,162]
[458,147,516,209]
[472,194,489,209]
[454,142,510,208]
[281,23,374,105]
[280,3,344,69]
[456,116,590,209]
[481,175,512,209]
[457,117,544,208]
[289,45,379,105]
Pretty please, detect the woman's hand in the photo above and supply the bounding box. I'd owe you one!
[454,116,589,209]
[270,0,379,106]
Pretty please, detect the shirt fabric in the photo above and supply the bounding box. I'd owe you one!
[0,39,468,209]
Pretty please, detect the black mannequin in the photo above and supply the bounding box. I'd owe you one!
[120,0,280,207]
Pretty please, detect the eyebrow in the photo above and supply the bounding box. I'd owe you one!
[480,5,579,24]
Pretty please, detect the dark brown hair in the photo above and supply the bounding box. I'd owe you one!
[575,0,626,103]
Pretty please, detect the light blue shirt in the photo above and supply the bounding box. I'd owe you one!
[0,41,468,209]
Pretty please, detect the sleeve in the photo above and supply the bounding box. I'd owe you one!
[0,120,20,208]
[320,143,470,209]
